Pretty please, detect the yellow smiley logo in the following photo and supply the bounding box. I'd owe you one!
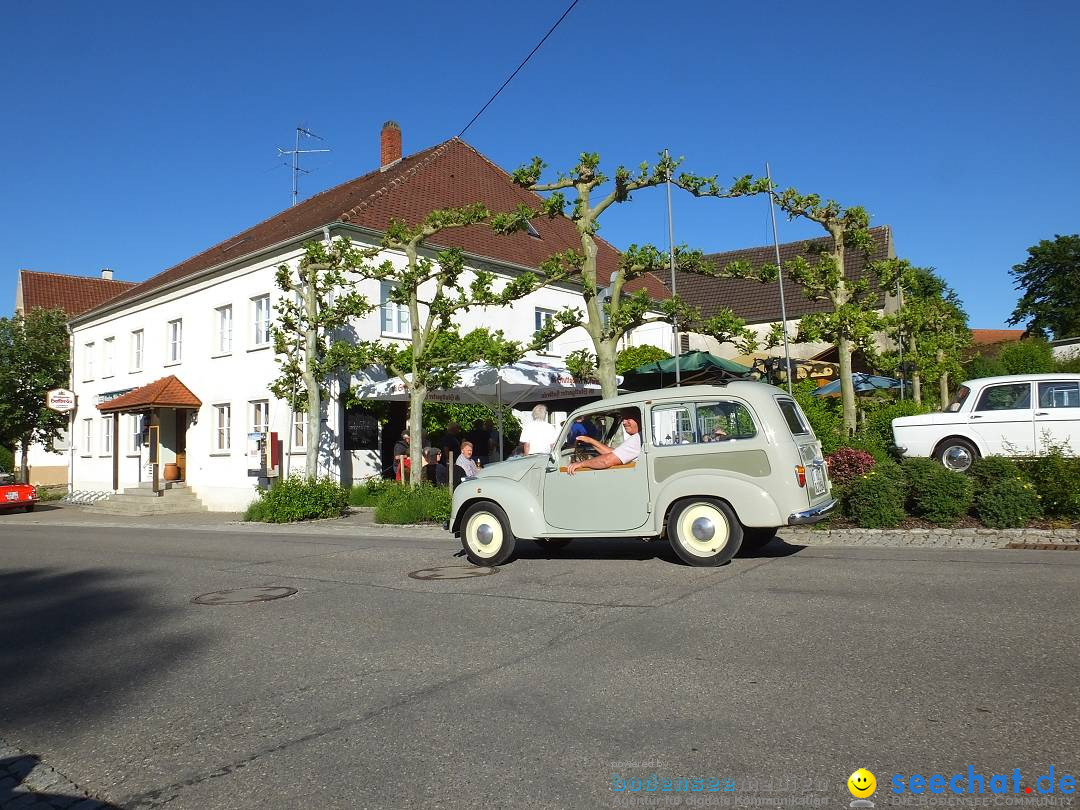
[848,768,876,798]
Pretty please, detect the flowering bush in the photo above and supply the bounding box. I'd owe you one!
[825,448,876,487]
[974,477,1042,528]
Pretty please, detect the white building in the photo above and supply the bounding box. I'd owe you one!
[66,124,675,510]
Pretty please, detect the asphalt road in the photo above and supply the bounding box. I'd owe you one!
[1,523,1078,809]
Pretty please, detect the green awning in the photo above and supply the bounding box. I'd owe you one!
[621,351,753,390]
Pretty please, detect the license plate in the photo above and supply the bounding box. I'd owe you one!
[809,466,826,495]
[5,492,18,501]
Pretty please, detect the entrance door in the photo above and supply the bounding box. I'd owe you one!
[175,409,188,481]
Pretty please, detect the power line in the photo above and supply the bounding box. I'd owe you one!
[458,0,582,138]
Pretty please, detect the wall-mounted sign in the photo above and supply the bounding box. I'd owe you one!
[46,388,77,413]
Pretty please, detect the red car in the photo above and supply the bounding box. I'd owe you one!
[0,481,37,512]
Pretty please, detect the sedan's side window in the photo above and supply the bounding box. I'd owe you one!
[975,383,1032,411]
[1039,381,1080,408]
[698,402,757,441]
[652,405,695,446]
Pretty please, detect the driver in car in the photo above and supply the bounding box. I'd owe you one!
[566,409,641,475]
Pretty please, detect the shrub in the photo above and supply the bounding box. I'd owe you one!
[793,381,845,454]
[974,478,1042,528]
[997,339,1056,375]
[374,483,451,525]
[968,456,1027,491]
[348,476,395,507]
[1018,452,1080,518]
[0,445,13,474]
[244,476,349,523]
[862,400,931,457]
[902,458,974,525]
[825,448,876,487]
[845,470,905,528]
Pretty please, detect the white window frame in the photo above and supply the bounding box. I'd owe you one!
[215,304,233,355]
[82,418,93,457]
[214,404,231,452]
[102,337,115,379]
[292,409,308,451]
[251,400,269,434]
[84,342,95,381]
[534,307,556,354]
[129,414,143,455]
[101,416,113,456]
[380,282,411,338]
[130,329,144,372]
[167,319,183,364]
[251,294,271,348]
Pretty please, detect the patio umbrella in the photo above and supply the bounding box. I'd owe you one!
[621,350,753,391]
[352,360,618,460]
[811,373,907,397]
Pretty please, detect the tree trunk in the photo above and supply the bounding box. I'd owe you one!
[837,336,857,436]
[303,271,321,478]
[908,332,921,405]
[938,348,949,405]
[19,436,29,484]
[596,339,618,399]
[408,385,426,487]
[305,387,320,478]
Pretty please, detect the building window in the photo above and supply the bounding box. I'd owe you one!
[252,295,271,347]
[292,410,307,450]
[251,400,269,434]
[101,417,113,455]
[102,337,115,378]
[130,330,144,372]
[214,404,231,452]
[130,414,144,453]
[167,319,183,364]
[82,418,93,456]
[84,342,95,380]
[380,282,410,338]
[534,307,556,352]
[215,305,233,354]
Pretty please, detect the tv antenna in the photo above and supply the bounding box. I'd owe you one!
[277,125,330,207]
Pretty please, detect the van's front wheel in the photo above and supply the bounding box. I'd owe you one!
[667,499,742,566]
[461,503,516,566]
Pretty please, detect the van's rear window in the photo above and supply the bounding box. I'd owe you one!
[776,398,809,435]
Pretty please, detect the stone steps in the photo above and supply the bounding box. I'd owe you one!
[96,486,208,515]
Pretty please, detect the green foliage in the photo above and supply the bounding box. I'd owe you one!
[347,476,396,507]
[374,483,452,524]
[844,469,905,528]
[244,476,349,523]
[974,477,1042,528]
[1057,351,1080,373]
[615,345,671,374]
[1017,451,1080,518]
[0,445,13,473]
[0,310,71,467]
[968,456,1027,491]
[421,403,521,445]
[861,399,932,456]
[996,339,1056,375]
[1008,233,1080,340]
[792,381,844,454]
[901,458,974,525]
[963,352,1006,380]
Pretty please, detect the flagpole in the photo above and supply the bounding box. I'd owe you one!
[766,162,794,396]
[665,150,681,386]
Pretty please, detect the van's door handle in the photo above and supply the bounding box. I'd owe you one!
[969,415,983,419]
[546,465,558,473]
[1035,411,1049,416]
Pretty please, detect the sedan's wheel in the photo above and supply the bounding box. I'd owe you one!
[741,526,778,551]
[934,438,978,472]
[460,503,516,566]
[667,499,742,566]
[532,538,572,551]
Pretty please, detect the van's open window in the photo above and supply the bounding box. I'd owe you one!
[776,398,809,435]
[652,401,757,446]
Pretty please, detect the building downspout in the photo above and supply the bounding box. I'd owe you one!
[66,322,75,496]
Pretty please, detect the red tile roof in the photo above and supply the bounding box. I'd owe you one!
[95,138,668,314]
[17,270,136,317]
[97,376,202,413]
[971,329,1025,345]
[668,226,894,325]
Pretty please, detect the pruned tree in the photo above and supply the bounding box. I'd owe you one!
[0,308,70,482]
[271,238,377,477]
[512,153,775,398]
[1008,233,1080,340]
[352,204,544,482]
[875,261,970,406]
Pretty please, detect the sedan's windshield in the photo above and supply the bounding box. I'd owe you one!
[946,385,971,412]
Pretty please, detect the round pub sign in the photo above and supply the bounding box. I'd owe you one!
[46,388,77,413]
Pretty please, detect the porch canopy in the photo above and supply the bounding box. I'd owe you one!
[352,360,617,459]
[96,375,202,413]
[620,350,753,391]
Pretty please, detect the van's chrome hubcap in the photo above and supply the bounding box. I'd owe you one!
[691,517,715,541]
[476,524,494,545]
[465,512,503,559]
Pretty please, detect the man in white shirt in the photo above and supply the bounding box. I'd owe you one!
[519,404,558,455]
[566,409,642,475]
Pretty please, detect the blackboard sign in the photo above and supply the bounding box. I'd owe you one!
[345,409,379,451]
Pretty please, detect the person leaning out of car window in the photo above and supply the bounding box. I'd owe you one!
[566,409,641,475]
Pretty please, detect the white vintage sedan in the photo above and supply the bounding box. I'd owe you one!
[447,383,835,566]
[892,374,1080,472]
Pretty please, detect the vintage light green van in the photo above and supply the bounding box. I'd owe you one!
[448,383,835,566]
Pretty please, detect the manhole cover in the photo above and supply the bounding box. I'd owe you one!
[408,565,498,581]
[192,586,299,605]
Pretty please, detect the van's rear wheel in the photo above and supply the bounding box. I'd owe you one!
[667,499,742,566]
[460,503,516,566]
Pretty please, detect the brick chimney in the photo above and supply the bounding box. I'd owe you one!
[101,268,113,280]
[380,121,402,169]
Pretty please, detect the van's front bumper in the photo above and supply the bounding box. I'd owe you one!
[788,498,837,525]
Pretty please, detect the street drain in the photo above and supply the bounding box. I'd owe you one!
[1006,543,1080,551]
[192,586,299,605]
[408,565,498,581]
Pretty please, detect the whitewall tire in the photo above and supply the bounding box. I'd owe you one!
[461,503,516,566]
[667,499,742,566]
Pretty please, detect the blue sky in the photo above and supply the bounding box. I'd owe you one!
[4,0,1078,329]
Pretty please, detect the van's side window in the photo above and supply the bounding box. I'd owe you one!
[652,405,695,446]
[651,401,757,446]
